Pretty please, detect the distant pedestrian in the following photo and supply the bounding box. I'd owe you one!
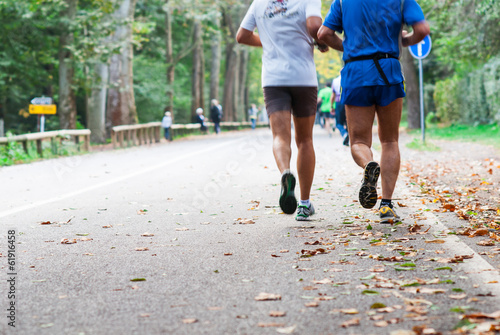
[210,99,223,134]
[237,0,328,221]
[317,82,335,137]
[332,75,349,146]
[195,108,207,133]
[248,103,258,130]
[161,111,173,141]
[318,0,430,223]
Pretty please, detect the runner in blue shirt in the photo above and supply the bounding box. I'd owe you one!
[318,0,429,223]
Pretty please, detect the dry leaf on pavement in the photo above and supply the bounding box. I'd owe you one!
[340,318,360,328]
[254,293,281,301]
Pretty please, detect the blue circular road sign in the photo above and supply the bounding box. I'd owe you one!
[409,35,432,59]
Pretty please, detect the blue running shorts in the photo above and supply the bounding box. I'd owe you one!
[341,82,405,107]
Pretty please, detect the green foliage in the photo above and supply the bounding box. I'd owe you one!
[433,56,500,125]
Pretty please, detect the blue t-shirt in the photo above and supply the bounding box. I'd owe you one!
[323,0,425,89]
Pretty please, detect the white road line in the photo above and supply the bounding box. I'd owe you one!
[420,204,500,297]
[0,138,243,219]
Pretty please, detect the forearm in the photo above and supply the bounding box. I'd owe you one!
[317,26,343,52]
[402,21,430,47]
[236,27,262,47]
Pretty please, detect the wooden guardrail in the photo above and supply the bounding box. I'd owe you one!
[0,129,91,157]
[111,121,258,149]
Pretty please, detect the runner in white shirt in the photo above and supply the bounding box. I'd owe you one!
[237,0,328,221]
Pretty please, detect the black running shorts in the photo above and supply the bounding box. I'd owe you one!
[263,86,318,118]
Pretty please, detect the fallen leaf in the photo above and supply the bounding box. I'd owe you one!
[254,293,281,301]
[425,239,445,244]
[137,210,148,215]
[135,247,149,251]
[61,238,77,244]
[340,318,360,328]
[276,325,297,334]
[102,225,112,228]
[141,232,154,237]
[340,309,358,314]
[269,311,286,317]
[236,218,255,224]
[374,321,389,327]
[449,293,467,300]
[257,322,285,327]
[477,240,495,246]
[182,318,197,324]
[305,301,319,307]
[224,253,233,256]
[130,278,146,282]
[176,227,189,231]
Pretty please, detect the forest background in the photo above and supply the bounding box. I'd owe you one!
[0,0,498,143]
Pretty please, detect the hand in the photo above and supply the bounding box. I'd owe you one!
[317,43,329,53]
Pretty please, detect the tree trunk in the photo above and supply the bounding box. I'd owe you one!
[107,0,138,129]
[402,48,420,129]
[58,0,78,130]
[238,48,249,121]
[87,63,109,143]
[165,0,174,114]
[191,19,203,121]
[209,29,221,102]
[222,43,237,121]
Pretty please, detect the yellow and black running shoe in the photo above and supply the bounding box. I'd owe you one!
[359,161,380,209]
[379,205,401,224]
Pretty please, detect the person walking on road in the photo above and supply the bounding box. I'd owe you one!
[210,99,223,134]
[318,0,430,223]
[317,82,335,137]
[195,108,208,133]
[332,75,349,146]
[237,0,328,221]
[161,111,173,141]
[248,103,258,130]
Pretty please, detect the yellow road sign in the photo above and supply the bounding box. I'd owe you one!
[29,104,57,115]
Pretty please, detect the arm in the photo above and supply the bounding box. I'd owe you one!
[402,21,430,47]
[307,16,328,53]
[236,27,262,47]
[330,92,336,110]
[317,25,343,52]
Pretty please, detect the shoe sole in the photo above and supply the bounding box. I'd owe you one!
[359,162,380,209]
[279,172,297,214]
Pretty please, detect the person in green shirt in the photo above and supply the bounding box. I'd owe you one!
[317,82,335,137]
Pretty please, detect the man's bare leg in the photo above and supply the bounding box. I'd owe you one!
[269,111,292,173]
[345,105,376,169]
[375,98,402,200]
[293,115,316,201]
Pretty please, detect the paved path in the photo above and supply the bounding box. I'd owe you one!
[1,127,499,335]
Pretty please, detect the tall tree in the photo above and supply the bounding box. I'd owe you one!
[58,0,78,129]
[190,18,204,121]
[107,0,138,128]
[209,22,222,102]
[164,0,197,115]
[402,48,420,129]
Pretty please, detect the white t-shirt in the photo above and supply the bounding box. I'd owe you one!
[240,0,322,87]
[332,76,341,102]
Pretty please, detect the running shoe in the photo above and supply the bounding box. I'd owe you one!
[359,161,380,209]
[379,205,401,224]
[295,203,315,221]
[279,170,297,214]
[343,133,349,146]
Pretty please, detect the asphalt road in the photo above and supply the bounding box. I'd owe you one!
[1,127,499,335]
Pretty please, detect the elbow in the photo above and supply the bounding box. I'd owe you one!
[415,21,431,40]
[317,26,327,41]
[236,29,244,44]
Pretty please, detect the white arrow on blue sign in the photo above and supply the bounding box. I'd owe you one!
[31,97,53,105]
[409,35,432,59]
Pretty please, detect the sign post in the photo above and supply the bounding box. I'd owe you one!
[408,35,432,143]
[29,97,57,133]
